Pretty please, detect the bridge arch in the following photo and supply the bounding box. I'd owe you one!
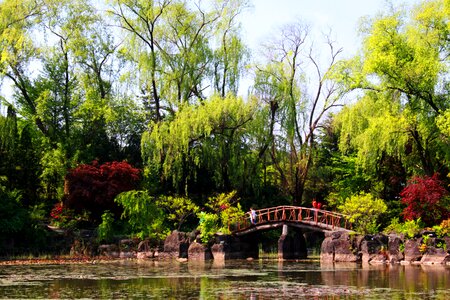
[227,206,352,260]
[230,206,352,236]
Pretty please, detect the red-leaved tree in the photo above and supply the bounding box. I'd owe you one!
[64,161,140,222]
[400,174,450,226]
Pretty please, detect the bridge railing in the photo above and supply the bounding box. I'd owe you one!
[229,206,352,233]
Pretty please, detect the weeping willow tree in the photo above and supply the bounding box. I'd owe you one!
[141,94,256,195]
[336,0,450,179]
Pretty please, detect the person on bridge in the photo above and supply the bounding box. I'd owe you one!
[249,207,257,225]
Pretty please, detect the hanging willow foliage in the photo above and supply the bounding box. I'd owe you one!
[141,94,256,192]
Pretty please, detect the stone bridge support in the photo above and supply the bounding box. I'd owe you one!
[211,234,259,260]
[278,225,307,260]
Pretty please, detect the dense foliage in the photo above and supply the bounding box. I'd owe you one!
[1,0,450,252]
[338,193,387,234]
[400,174,449,226]
[64,161,140,221]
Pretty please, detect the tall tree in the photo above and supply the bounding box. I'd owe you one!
[0,0,45,134]
[252,22,346,205]
[212,0,250,97]
[109,0,248,122]
[337,0,450,179]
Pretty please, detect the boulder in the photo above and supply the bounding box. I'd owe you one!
[98,244,119,258]
[320,231,359,263]
[444,236,450,252]
[211,235,258,260]
[360,235,382,264]
[137,251,153,259]
[369,254,388,264]
[162,230,190,259]
[188,242,212,260]
[119,239,138,252]
[404,239,422,263]
[211,243,227,261]
[420,246,450,264]
[70,238,96,257]
[388,234,404,263]
[119,251,136,259]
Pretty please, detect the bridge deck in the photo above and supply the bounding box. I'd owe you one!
[230,206,352,235]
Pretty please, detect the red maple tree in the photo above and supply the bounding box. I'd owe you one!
[64,161,140,222]
[400,173,450,226]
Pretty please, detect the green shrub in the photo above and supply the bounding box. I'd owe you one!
[197,212,219,244]
[433,218,450,238]
[156,195,199,231]
[97,211,115,243]
[196,191,245,244]
[115,190,169,240]
[0,182,27,235]
[384,217,423,239]
[338,192,387,234]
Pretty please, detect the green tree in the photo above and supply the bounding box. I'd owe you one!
[196,191,244,244]
[155,195,200,231]
[212,0,250,97]
[337,0,450,179]
[141,94,256,194]
[109,0,248,122]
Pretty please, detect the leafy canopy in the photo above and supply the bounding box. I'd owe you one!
[400,174,449,226]
[64,161,140,221]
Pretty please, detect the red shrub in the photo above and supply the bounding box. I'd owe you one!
[64,161,140,222]
[400,174,449,226]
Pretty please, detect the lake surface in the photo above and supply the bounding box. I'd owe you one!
[0,259,449,299]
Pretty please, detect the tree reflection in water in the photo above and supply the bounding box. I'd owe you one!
[0,260,448,299]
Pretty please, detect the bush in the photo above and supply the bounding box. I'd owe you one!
[196,191,245,244]
[384,218,424,239]
[338,192,387,234]
[97,211,115,243]
[155,195,199,231]
[0,182,27,236]
[197,212,219,244]
[433,218,450,238]
[64,161,140,222]
[400,174,449,226]
[115,190,169,240]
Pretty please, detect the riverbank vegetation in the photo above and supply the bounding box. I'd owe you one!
[1,0,450,255]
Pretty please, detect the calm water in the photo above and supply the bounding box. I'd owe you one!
[0,259,449,299]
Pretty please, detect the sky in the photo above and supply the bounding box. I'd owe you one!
[239,0,397,58]
[235,0,413,96]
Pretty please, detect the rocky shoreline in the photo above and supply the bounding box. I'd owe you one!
[93,230,450,265]
[2,229,449,265]
[320,230,450,265]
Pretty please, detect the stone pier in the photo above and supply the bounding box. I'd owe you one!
[278,225,307,260]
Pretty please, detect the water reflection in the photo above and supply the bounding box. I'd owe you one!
[0,260,449,299]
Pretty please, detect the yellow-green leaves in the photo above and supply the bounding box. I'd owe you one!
[361,3,443,111]
[339,0,450,177]
[339,192,387,234]
[141,94,255,190]
[336,92,408,172]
